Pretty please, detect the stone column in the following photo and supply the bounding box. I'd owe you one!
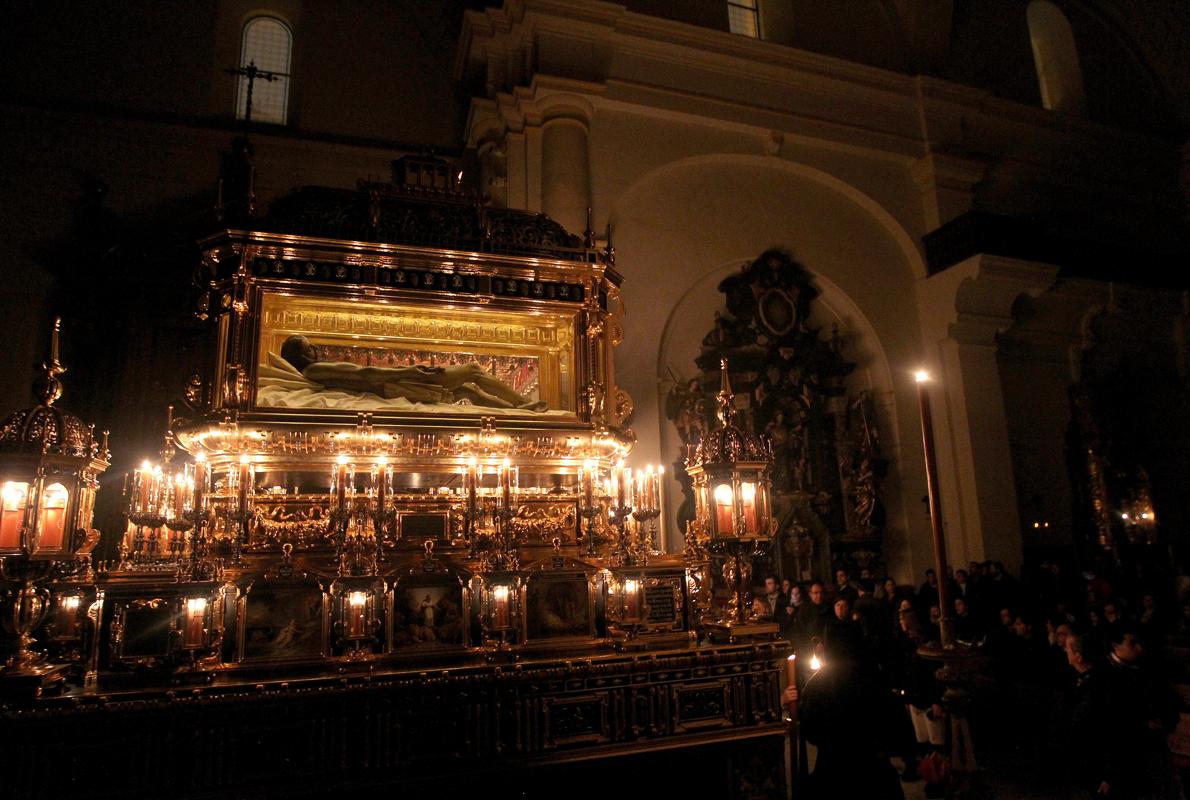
[541,116,591,234]
[916,255,1059,573]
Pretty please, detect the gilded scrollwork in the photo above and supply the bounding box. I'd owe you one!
[507,503,578,543]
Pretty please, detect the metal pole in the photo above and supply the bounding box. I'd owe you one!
[916,372,954,648]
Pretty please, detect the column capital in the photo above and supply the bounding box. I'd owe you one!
[920,254,1060,347]
[911,151,992,229]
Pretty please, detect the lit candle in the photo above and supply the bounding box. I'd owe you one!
[58,594,81,636]
[785,654,798,719]
[374,457,388,515]
[237,455,253,516]
[185,597,207,648]
[334,454,349,509]
[714,483,734,534]
[580,459,595,508]
[193,452,207,512]
[151,465,165,516]
[466,457,478,517]
[741,482,757,535]
[645,465,657,512]
[656,466,665,521]
[492,584,511,629]
[0,481,28,549]
[173,471,188,518]
[136,461,151,514]
[38,483,69,549]
[624,578,641,622]
[347,591,367,637]
[615,463,628,508]
[500,458,512,510]
[915,369,953,647]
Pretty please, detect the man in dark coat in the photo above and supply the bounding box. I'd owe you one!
[1061,632,1112,797]
[1097,624,1180,798]
[796,617,905,799]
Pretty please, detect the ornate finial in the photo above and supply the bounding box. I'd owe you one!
[583,207,596,248]
[33,316,66,406]
[160,405,177,464]
[716,358,736,426]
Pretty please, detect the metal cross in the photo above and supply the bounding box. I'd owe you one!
[225,60,280,130]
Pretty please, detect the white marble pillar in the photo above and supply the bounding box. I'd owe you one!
[541,117,591,235]
[916,255,1059,574]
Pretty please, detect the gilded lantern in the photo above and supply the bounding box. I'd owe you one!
[684,360,774,543]
[0,319,109,561]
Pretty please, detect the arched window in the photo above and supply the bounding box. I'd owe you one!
[1027,1,1086,115]
[235,16,292,125]
[728,0,760,38]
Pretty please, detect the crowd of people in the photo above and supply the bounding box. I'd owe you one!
[763,557,1188,799]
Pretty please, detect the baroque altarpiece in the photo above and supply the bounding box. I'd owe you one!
[666,250,889,584]
[0,155,790,798]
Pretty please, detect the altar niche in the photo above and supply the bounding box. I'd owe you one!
[666,249,889,584]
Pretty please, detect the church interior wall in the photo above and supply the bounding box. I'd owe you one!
[5,1,468,147]
[996,280,1190,566]
[602,154,932,580]
[0,0,1186,588]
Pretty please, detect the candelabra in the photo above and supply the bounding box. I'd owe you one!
[632,466,662,555]
[608,501,644,567]
[126,462,167,565]
[577,459,601,556]
[462,458,520,572]
[370,458,397,545]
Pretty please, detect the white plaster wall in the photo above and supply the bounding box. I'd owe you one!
[598,152,934,581]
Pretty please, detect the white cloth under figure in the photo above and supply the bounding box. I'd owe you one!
[257,352,571,416]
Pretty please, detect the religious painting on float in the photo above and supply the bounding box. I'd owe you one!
[238,581,329,662]
[253,293,576,417]
[523,573,595,641]
[389,578,469,649]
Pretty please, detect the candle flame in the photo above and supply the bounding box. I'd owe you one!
[809,654,823,671]
[914,369,930,384]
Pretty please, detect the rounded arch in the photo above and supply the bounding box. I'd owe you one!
[235,14,293,125]
[605,152,929,572]
[609,153,927,281]
[1027,1,1086,114]
[656,256,895,396]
